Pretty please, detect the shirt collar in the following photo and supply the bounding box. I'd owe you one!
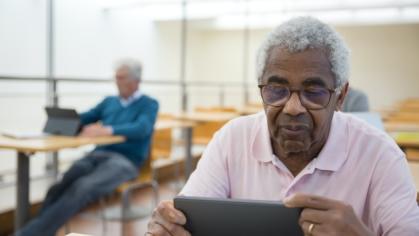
[251,111,349,172]
[250,112,275,163]
[120,90,142,107]
[313,112,349,172]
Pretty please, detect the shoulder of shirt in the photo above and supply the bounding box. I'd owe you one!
[103,96,119,103]
[337,112,404,157]
[132,94,159,105]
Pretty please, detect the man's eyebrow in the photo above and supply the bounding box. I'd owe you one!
[302,78,327,87]
[266,76,289,85]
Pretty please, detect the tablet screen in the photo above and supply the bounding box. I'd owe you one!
[174,196,303,236]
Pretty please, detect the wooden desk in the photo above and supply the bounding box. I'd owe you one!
[155,120,196,179]
[237,106,264,116]
[390,132,419,149]
[384,122,419,132]
[174,112,239,123]
[174,112,238,146]
[155,120,196,130]
[0,135,124,231]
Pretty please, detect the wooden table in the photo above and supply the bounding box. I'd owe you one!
[385,122,419,132]
[155,120,196,179]
[391,132,419,149]
[0,135,125,231]
[237,106,264,116]
[174,111,239,123]
[171,113,238,177]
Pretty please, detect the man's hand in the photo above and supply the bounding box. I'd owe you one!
[146,200,190,236]
[284,193,374,236]
[79,123,112,137]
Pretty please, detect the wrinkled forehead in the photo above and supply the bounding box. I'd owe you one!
[262,47,335,87]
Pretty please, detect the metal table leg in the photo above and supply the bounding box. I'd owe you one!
[15,152,30,231]
[184,126,193,180]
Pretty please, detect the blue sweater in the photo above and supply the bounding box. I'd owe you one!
[80,95,159,167]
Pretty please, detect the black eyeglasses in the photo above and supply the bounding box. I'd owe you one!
[258,84,339,110]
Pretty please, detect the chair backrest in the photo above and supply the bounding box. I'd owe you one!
[152,113,175,160]
[151,127,173,160]
[192,107,233,145]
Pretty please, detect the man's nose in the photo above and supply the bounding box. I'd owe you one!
[282,92,307,116]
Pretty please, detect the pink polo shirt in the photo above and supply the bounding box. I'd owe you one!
[181,111,419,235]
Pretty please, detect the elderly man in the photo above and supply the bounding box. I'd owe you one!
[147,17,419,236]
[17,59,159,236]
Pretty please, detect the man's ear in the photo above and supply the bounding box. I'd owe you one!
[336,82,349,111]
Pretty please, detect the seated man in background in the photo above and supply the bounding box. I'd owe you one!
[342,87,370,112]
[17,59,159,236]
[147,17,419,236]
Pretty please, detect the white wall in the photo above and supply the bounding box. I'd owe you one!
[0,0,47,76]
[338,24,419,110]
[188,24,419,110]
[0,0,186,176]
[0,0,419,176]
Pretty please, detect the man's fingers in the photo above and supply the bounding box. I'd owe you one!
[300,221,321,236]
[148,202,191,236]
[154,208,189,236]
[299,208,326,224]
[147,220,172,236]
[156,200,187,225]
[284,193,341,210]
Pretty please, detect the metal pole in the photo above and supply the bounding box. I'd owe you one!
[184,126,193,180]
[180,0,188,111]
[243,0,250,105]
[47,0,57,107]
[46,0,59,179]
[15,152,30,231]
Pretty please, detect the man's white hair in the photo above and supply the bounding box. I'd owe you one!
[256,16,350,88]
[115,58,143,81]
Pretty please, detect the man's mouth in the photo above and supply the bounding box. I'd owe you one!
[280,124,309,137]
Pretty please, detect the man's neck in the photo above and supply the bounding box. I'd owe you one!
[120,90,141,107]
[277,153,313,176]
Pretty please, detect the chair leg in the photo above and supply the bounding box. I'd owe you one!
[99,196,108,236]
[121,190,131,236]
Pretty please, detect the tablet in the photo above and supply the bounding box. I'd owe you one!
[174,196,303,236]
[44,107,81,136]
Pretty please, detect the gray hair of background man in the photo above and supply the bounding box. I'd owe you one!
[256,16,350,89]
[115,58,143,81]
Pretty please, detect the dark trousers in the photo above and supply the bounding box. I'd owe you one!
[16,151,138,236]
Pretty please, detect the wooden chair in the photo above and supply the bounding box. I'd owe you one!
[406,148,419,162]
[192,107,233,145]
[99,116,178,233]
[151,127,173,161]
[99,151,159,236]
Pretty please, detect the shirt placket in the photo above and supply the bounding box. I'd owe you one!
[272,156,317,199]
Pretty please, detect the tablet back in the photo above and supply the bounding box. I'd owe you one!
[44,107,81,136]
[174,196,303,236]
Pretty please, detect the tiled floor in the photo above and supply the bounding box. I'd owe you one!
[55,180,181,236]
[3,161,419,236]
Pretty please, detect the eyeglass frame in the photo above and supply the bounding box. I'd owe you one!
[257,83,342,110]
